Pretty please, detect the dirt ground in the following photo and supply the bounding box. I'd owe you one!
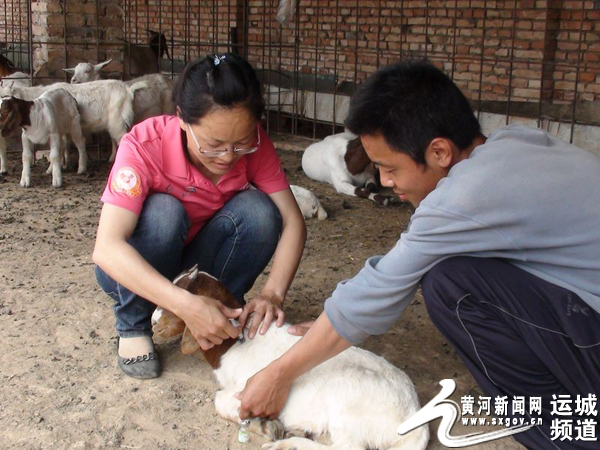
[0,144,525,450]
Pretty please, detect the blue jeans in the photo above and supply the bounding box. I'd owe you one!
[95,190,282,337]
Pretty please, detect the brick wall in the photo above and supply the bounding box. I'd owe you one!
[244,0,600,105]
[0,0,30,69]
[3,1,599,110]
[0,0,28,45]
[123,0,237,63]
[26,0,124,74]
[553,1,600,102]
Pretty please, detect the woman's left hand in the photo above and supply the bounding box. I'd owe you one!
[238,292,285,339]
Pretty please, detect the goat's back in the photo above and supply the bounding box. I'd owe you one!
[126,74,174,121]
[35,89,79,137]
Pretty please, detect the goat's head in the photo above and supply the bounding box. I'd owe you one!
[344,136,372,175]
[0,54,15,78]
[0,96,32,137]
[63,59,112,84]
[152,265,243,368]
[147,29,171,60]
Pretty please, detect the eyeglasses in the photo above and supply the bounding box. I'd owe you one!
[187,123,261,157]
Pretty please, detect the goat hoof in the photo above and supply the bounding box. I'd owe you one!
[354,186,370,199]
[374,194,390,206]
[263,419,286,441]
[364,181,377,194]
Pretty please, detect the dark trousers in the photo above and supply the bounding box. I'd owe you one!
[422,257,600,450]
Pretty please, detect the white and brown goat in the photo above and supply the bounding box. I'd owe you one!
[302,132,390,206]
[0,89,86,187]
[153,267,429,450]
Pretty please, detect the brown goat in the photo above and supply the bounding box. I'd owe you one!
[152,265,243,368]
[0,54,16,78]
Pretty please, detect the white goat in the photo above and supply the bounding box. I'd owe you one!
[0,71,32,88]
[1,79,148,162]
[302,132,389,206]
[126,74,174,121]
[63,59,112,84]
[64,61,174,123]
[290,184,327,220]
[0,89,85,188]
[153,267,429,450]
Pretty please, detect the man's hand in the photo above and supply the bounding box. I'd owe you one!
[178,291,242,350]
[238,291,285,339]
[236,364,292,420]
[287,320,315,336]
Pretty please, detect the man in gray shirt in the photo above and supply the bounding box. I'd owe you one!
[237,61,600,449]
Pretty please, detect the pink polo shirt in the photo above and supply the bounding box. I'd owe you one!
[101,115,289,244]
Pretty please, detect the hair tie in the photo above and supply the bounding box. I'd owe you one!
[213,54,226,66]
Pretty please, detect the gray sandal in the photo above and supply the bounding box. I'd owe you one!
[117,338,162,379]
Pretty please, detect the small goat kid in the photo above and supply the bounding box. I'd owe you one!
[63,59,112,84]
[2,79,148,163]
[302,132,389,206]
[152,267,429,450]
[0,89,85,187]
[290,184,327,220]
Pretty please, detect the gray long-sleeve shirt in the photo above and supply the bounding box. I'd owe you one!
[324,125,600,344]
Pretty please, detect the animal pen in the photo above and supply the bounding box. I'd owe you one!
[1,0,599,153]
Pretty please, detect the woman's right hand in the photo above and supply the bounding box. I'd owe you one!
[177,291,243,350]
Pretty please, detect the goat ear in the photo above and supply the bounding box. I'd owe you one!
[62,68,75,73]
[181,327,200,355]
[95,59,112,70]
[146,29,159,36]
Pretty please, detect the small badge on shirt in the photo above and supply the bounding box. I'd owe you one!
[112,166,142,197]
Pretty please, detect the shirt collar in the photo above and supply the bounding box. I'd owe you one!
[162,116,190,179]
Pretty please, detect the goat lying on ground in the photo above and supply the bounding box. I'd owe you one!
[0,89,86,187]
[152,267,429,450]
[290,185,327,220]
[302,132,390,206]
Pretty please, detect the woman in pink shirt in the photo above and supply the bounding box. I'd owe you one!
[93,53,307,379]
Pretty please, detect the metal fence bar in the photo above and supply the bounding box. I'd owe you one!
[27,0,33,81]
[332,0,339,133]
[506,0,518,125]
[569,0,587,144]
[450,0,458,80]
[292,0,301,136]
[476,2,487,121]
[63,0,68,82]
[1,0,599,147]
[313,2,320,139]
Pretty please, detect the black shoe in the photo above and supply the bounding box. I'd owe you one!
[117,337,162,379]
